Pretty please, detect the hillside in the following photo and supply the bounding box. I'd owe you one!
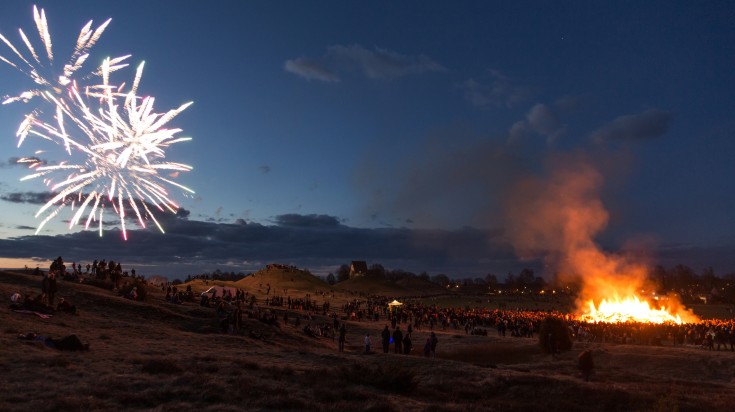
[1,269,735,411]
[236,265,331,296]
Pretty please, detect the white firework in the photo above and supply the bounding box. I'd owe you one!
[0,5,130,148]
[2,5,194,240]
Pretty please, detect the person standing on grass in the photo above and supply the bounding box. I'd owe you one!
[393,326,403,354]
[403,333,412,354]
[381,325,391,353]
[364,333,371,354]
[338,324,346,352]
[41,271,49,305]
[430,332,438,358]
[42,271,58,307]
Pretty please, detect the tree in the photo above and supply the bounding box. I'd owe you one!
[671,264,698,291]
[485,273,498,288]
[368,264,386,279]
[326,273,336,285]
[701,266,717,290]
[531,276,547,291]
[337,264,350,282]
[431,274,450,288]
[518,268,535,288]
[504,272,516,289]
[650,265,669,293]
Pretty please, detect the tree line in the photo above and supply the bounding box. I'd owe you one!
[324,262,735,303]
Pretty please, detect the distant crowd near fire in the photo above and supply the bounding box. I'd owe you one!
[10,257,735,358]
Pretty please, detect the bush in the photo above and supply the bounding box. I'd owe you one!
[538,316,572,354]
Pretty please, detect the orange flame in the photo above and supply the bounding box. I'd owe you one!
[579,296,698,324]
[505,153,699,325]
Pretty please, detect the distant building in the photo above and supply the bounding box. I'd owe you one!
[349,261,368,279]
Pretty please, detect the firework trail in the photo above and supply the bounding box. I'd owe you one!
[1,5,194,240]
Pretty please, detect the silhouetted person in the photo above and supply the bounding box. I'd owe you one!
[381,325,391,353]
[403,333,412,354]
[338,324,346,352]
[393,326,403,354]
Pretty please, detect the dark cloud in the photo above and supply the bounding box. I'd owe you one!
[1,191,190,230]
[0,214,518,278]
[285,44,445,82]
[284,57,340,82]
[15,225,35,230]
[259,165,271,174]
[0,191,57,205]
[327,44,446,79]
[458,70,530,108]
[274,213,341,228]
[591,109,673,142]
[0,212,730,279]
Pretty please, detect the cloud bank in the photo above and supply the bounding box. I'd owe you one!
[285,44,445,82]
[591,109,673,142]
[0,210,519,278]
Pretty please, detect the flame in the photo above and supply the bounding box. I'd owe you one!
[578,295,698,324]
[505,153,700,325]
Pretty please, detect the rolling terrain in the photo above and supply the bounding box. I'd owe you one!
[1,268,734,411]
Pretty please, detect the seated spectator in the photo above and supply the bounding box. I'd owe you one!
[18,332,89,351]
[57,298,77,314]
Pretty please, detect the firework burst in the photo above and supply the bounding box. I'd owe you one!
[1,5,194,240]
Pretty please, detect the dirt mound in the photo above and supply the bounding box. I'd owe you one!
[236,265,330,294]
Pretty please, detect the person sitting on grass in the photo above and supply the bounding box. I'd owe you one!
[18,332,89,351]
[126,287,138,301]
[56,298,77,315]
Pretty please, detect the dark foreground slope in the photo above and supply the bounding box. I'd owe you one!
[1,270,734,412]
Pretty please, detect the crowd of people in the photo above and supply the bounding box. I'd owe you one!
[15,256,145,313]
[194,282,735,358]
[11,260,735,360]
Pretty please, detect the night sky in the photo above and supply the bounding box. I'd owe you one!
[0,1,733,279]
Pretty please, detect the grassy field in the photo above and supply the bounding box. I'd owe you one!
[1,269,734,411]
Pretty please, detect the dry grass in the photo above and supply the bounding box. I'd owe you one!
[1,269,735,411]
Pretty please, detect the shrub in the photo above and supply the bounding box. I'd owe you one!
[538,316,572,354]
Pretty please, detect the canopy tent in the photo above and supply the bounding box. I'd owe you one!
[387,300,403,311]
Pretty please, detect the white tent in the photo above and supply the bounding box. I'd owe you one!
[387,299,403,310]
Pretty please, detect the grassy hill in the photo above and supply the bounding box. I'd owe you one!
[236,265,331,296]
[1,269,734,411]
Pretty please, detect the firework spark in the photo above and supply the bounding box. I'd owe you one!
[0,5,130,147]
[1,5,194,240]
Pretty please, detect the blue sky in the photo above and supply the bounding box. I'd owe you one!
[0,1,733,279]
